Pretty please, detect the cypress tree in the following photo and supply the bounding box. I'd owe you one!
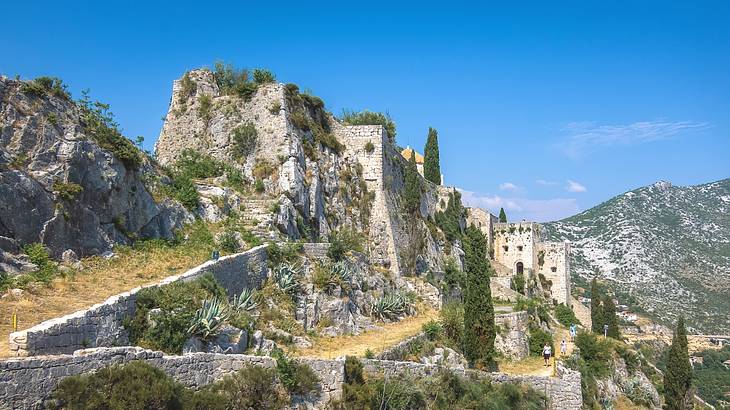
[498,208,507,223]
[403,151,421,214]
[664,316,692,410]
[602,295,620,339]
[590,278,604,334]
[462,224,496,370]
[423,127,441,185]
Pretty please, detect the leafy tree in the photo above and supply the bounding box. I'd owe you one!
[664,316,692,410]
[423,127,441,184]
[498,207,507,223]
[403,150,422,214]
[434,191,464,241]
[462,225,496,369]
[590,278,604,334]
[602,295,620,339]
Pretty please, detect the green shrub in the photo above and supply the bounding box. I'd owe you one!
[171,175,199,211]
[174,149,224,179]
[434,192,465,242]
[197,94,212,122]
[126,273,226,354]
[52,181,84,201]
[422,320,443,341]
[554,303,579,327]
[252,158,275,179]
[269,101,282,115]
[528,327,554,357]
[253,68,276,84]
[178,71,196,105]
[440,301,465,351]
[212,61,259,100]
[218,230,240,253]
[340,109,397,143]
[198,365,288,409]
[254,178,265,193]
[21,76,70,100]
[51,361,187,409]
[266,242,303,266]
[230,122,257,160]
[271,348,320,396]
[511,272,525,294]
[78,91,142,169]
[327,226,364,261]
[20,243,58,285]
[364,141,375,153]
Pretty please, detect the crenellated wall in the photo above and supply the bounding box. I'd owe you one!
[8,246,269,357]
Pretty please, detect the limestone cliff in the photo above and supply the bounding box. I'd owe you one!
[156,69,463,276]
[0,76,191,273]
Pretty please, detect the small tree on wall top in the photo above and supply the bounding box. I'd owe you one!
[498,207,507,223]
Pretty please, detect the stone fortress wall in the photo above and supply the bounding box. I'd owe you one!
[537,241,571,307]
[8,246,269,357]
[0,346,581,410]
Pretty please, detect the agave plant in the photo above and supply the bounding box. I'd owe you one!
[330,261,353,284]
[188,297,230,341]
[370,292,416,320]
[231,288,258,312]
[272,262,301,296]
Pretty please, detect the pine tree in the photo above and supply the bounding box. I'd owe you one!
[498,207,507,223]
[602,295,620,339]
[590,278,604,334]
[664,316,692,410]
[423,127,441,185]
[462,224,496,370]
[403,150,422,214]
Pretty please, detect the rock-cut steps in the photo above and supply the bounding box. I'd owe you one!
[239,198,282,242]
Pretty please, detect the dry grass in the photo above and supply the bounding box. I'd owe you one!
[614,395,646,410]
[294,308,437,359]
[0,238,215,357]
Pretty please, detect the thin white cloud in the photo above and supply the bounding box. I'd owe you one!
[499,182,520,191]
[566,180,587,193]
[559,120,709,158]
[536,179,558,186]
[459,189,580,222]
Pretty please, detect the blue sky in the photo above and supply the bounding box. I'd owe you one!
[4,1,729,221]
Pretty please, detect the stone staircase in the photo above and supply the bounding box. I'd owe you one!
[238,197,282,242]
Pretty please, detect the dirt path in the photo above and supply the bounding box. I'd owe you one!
[294,308,438,359]
[498,325,574,377]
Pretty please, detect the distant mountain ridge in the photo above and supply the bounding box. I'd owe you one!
[544,179,730,334]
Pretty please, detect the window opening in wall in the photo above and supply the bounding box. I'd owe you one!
[503,245,509,252]
[517,245,523,251]
[551,267,557,272]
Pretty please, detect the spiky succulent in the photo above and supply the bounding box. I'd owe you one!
[370,291,416,320]
[231,288,258,312]
[273,262,301,296]
[188,297,230,341]
[330,261,353,284]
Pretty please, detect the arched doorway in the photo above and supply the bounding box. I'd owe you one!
[516,262,524,275]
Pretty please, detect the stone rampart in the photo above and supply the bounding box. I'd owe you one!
[0,347,343,409]
[8,246,269,357]
[494,311,530,360]
[302,242,330,260]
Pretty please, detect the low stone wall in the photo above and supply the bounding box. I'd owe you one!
[0,347,343,409]
[375,332,428,361]
[361,359,582,410]
[302,243,330,261]
[8,246,269,357]
[495,311,530,360]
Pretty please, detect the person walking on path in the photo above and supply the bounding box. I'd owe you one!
[569,323,577,341]
[560,339,567,357]
[542,343,552,367]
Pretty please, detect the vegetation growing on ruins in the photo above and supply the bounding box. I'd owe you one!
[554,303,579,328]
[434,191,465,242]
[230,122,258,160]
[329,356,546,410]
[285,83,344,153]
[327,226,365,261]
[211,61,275,100]
[423,127,441,185]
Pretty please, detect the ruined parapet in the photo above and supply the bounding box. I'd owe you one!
[537,241,571,306]
[467,207,498,249]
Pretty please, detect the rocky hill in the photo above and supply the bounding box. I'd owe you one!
[544,179,730,334]
[0,76,190,273]
[155,66,463,276]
